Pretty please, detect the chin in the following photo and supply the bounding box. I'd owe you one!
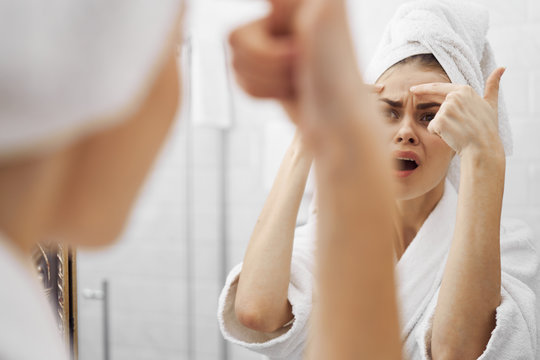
[54,210,132,249]
[394,174,446,201]
[395,185,426,201]
[75,227,126,248]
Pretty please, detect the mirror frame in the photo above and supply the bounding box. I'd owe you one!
[34,244,78,360]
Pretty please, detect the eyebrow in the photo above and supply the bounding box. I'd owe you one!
[379,98,403,108]
[379,98,441,110]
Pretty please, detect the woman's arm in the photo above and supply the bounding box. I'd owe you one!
[307,111,403,360]
[293,1,402,359]
[235,130,312,333]
[431,150,505,360]
[228,3,316,334]
[229,0,402,357]
[411,69,506,359]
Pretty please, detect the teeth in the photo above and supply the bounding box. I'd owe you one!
[397,157,415,162]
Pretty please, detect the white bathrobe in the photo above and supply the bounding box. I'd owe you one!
[218,181,539,359]
[0,234,68,360]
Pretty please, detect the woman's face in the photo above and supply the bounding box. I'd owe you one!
[376,62,455,201]
[48,47,181,248]
[48,12,186,248]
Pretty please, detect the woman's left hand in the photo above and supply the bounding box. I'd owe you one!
[410,67,506,159]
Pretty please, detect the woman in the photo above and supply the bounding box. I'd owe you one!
[0,1,184,359]
[218,0,539,359]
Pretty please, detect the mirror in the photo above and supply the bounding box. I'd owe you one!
[73,1,540,360]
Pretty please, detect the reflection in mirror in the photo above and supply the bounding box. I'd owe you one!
[71,1,540,360]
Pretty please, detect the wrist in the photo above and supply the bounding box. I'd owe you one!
[281,100,300,124]
[460,142,505,166]
[460,146,506,178]
[289,132,313,167]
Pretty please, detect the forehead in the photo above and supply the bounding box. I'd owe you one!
[376,62,450,97]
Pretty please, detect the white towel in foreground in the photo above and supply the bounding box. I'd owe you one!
[364,0,513,190]
[218,181,539,359]
[0,0,183,161]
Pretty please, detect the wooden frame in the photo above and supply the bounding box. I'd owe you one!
[34,244,78,360]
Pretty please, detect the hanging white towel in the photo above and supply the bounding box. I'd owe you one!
[0,0,183,161]
[189,27,233,129]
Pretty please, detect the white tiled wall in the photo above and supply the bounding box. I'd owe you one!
[77,116,190,360]
[76,1,539,360]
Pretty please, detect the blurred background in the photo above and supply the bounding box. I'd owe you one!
[75,0,540,359]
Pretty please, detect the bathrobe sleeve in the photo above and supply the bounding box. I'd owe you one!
[217,221,316,359]
[415,219,539,359]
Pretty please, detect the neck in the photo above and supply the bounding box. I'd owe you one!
[395,179,446,252]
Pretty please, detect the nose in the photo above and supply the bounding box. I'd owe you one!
[393,118,419,145]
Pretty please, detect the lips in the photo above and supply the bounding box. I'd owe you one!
[393,151,420,178]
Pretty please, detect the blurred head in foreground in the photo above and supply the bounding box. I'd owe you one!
[0,1,185,252]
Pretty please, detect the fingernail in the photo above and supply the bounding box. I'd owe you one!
[374,84,384,90]
[500,67,506,77]
[410,86,417,92]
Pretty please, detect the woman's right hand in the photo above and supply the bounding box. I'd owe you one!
[229,17,296,100]
[228,1,383,127]
[229,10,310,146]
[234,128,312,333]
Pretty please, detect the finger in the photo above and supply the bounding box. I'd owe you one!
[409,91,447,105]
[484,67,505,110]
[280,100,300,125]
[234,70,294,99]
[229,19,296,71]
[427,118,442,138]
[426,100,451,137]
[409,83,462,96]
[231,46,293,81]
[231,45,294,97]
[269,0,300,35]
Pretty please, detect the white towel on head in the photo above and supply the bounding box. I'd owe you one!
[364,0,512,190]
[0,0,184,161]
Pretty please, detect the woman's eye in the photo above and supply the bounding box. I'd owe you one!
[383,109,399,121]
[420,113,436,123]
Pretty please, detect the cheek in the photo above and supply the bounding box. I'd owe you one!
[381,122,398,142]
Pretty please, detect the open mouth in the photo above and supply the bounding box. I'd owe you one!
[395,158,419,171]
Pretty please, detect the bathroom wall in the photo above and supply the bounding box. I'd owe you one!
[76,0,540,359]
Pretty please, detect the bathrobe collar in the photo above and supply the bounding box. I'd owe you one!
[395,179,458,339]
